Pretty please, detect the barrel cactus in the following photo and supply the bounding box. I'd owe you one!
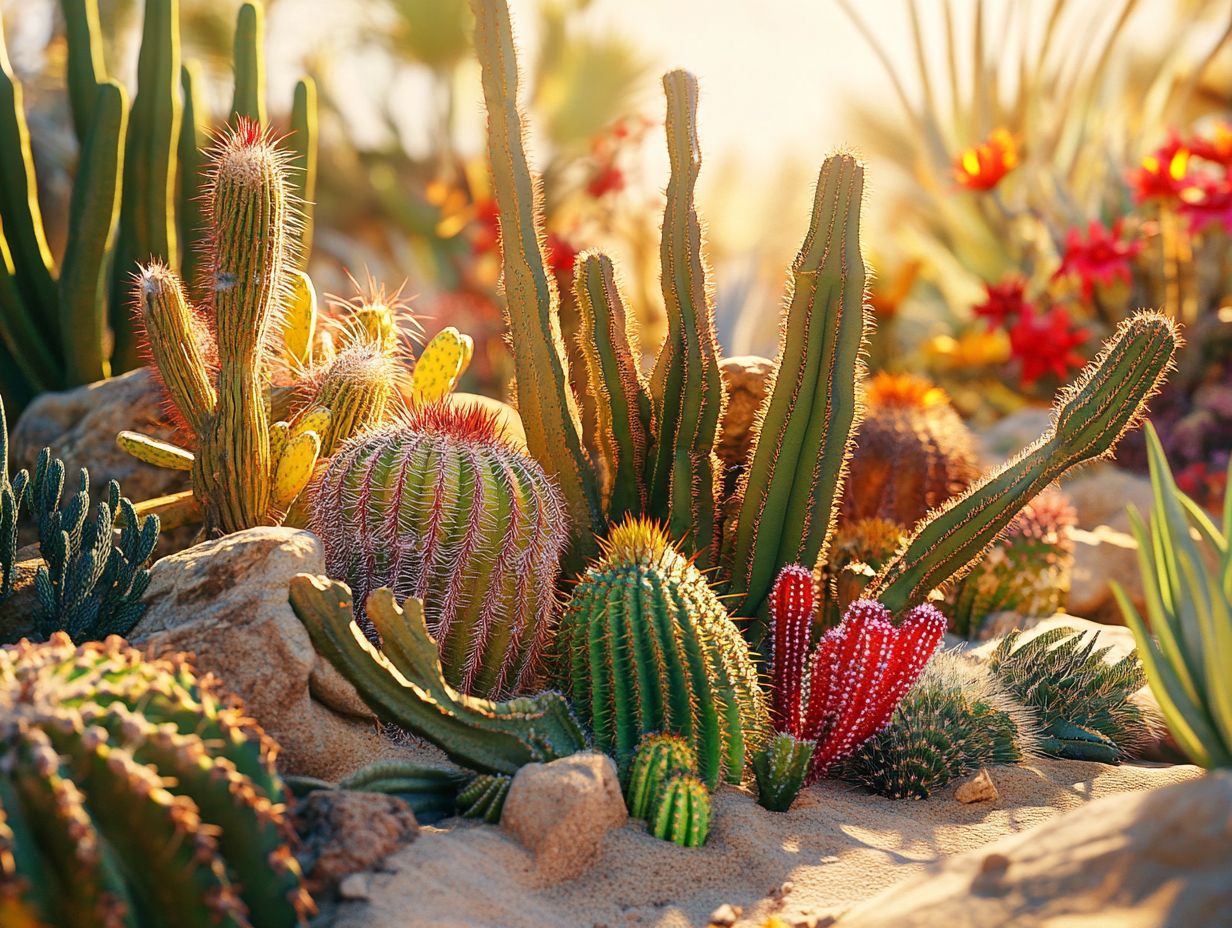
[310,403,569,698]
[0,633,311,926]
[624,733,698,820]
[649,773,711,848]
[555,518,769,788]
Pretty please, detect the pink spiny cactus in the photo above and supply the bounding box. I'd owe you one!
[767,565,946,782]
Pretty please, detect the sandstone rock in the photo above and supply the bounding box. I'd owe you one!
[0,544,42,644]
[501,752,627,884]
[954,768,998,804]
[974,407,1053,466]
[293,790,419,897]
[129,527,379,778]
[718,356,774,468]
[448,392,527,447]
[835,771,1232,928]
[1064,466,1155,531]
[708,902,742,926]
[1068,525,1144,623]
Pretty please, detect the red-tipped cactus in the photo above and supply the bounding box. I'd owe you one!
[309,404,569,698]
[768,565,945,782]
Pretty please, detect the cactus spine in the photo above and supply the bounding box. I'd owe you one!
[649,774,711,847]
[0,634,312,926]
[310,404,569,697]
[290,573,587,776]
[556,518,769,788]
[752,732,815,812]
[624,733,698,820]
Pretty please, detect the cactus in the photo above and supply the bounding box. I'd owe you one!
[285,760,467,825]
[409,326,475,406]
[837,652,1040,799]
[0,1,318,408]
[556,518,769,788]
[648,773,710,848]
[841,373,979,528]
[0,398,28,601]
[820,517,906,628]
[457,774,512,824]
[947,489,1077,638]
[1116,422,1232,769]
[987,627,1162,763]
[751,732,816,812]
[624,733,698,820]
[310,403,568,698]
[289,573,587,777]
[768,564,815,733]
[0,633,313,926]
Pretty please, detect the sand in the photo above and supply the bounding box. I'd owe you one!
[332,756,1200,928]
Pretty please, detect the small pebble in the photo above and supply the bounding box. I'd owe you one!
[338,873,371,901]
[708,903,742,926]
[955,767,999,804]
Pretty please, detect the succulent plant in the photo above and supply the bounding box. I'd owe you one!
[820,517,906,628]
[0,398,30,602]
[0,633,312,925]
[624,733,699,820]
[0,1,317,410]
[751,732,816,812]
[310,403,568,698]
[289,573,586,778]
[842,373,980,528]
[837,651,1040,799]
[457,773,512,824]
[471,0,1181,638]
[408,327,475,406]
[987,627,1161,763]
[284,759,467,826]
[1117,422,1232,769]
[649,773,711,848]
[947,489,1077,638]
[555,518,769,788]
[767,566,946,782]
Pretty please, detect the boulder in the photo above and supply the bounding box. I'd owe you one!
[834,771,1232,928]
[718,356,774,469]
[974,407,1053,466]
[293,790,419,897]
[501,752,627,884]
[129,527,380,779]
[0,544,42,644]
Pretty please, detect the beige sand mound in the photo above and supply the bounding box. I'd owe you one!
[334,759,1199,928]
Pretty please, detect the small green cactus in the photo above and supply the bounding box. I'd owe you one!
[751,732,816,812]
[457,774,512,824]
[649,773,711,848]
[987,627,1162,763]
[556,518,769,788]
[624,733,698,820]
[289,573,587,777]
[838,652,1039,799]
[0,633,313,925]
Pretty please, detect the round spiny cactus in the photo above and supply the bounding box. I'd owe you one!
[842,373,979,529]
[837,651,1040,799]
[649,773,710,847]
[556,519,768,788]
[624,733,698,820]
[310,403,569,698]
[0,634,311,926]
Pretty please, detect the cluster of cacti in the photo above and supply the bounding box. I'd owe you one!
[837,652,1040,799]
[623,734,712,847]
[842,373,980,528]
[285,759,468,826]
[309,403,568,698]
[1117,423,1232,769]
[767,566,946,782]
[289,573,587,777]
[0,633,312,925]
[472,0,1181,645]
[947,489,1077,638]
[118,122,401,537]
[987,627,1161,763]
[1,398,158,644]
[0,0,316,410]
[555,519,769,787]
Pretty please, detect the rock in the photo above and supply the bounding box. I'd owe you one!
[974,407,1053,466]
[708,902,742,926]
[10,369,186,505]
[501,752,627,884]
[293,790,419,897]
[1068,525,1144,623]
[954,768,998,804]
[1064,466,1155,531]
[129,527,379,778]
[448,392,527,448]
[0,544,42,644]
[718,356,774,468]
[834,771,1232,928]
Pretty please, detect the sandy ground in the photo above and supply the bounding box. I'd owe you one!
[332,755,1199,928]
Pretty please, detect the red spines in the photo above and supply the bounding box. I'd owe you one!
[769,565,815,735]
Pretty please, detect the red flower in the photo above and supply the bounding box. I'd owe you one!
[1052,219,1143,299]
[1129,137,1191,203]
[954,128,1020,191]
[1007,305,1088,385]
[1179,175,1232,236]
[586,163,626,199]
[545,232,579,275]
[1188,123,1232,168]
[972,275,1032,331]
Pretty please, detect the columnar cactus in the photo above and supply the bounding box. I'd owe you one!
[310,404,569,697]
[987,627,1162,762]
[555,519,769,787]
[289,574,587,777]
[624,733,699,820]
[0,633,312,926]
[838,652,1040,799]
[751,732,816,812]
[649,773,711,848]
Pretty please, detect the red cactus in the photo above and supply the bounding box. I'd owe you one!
[766,566,945,782]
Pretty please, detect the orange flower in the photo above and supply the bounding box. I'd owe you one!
[1130,137,1191,203]
[954,128,1020,191]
